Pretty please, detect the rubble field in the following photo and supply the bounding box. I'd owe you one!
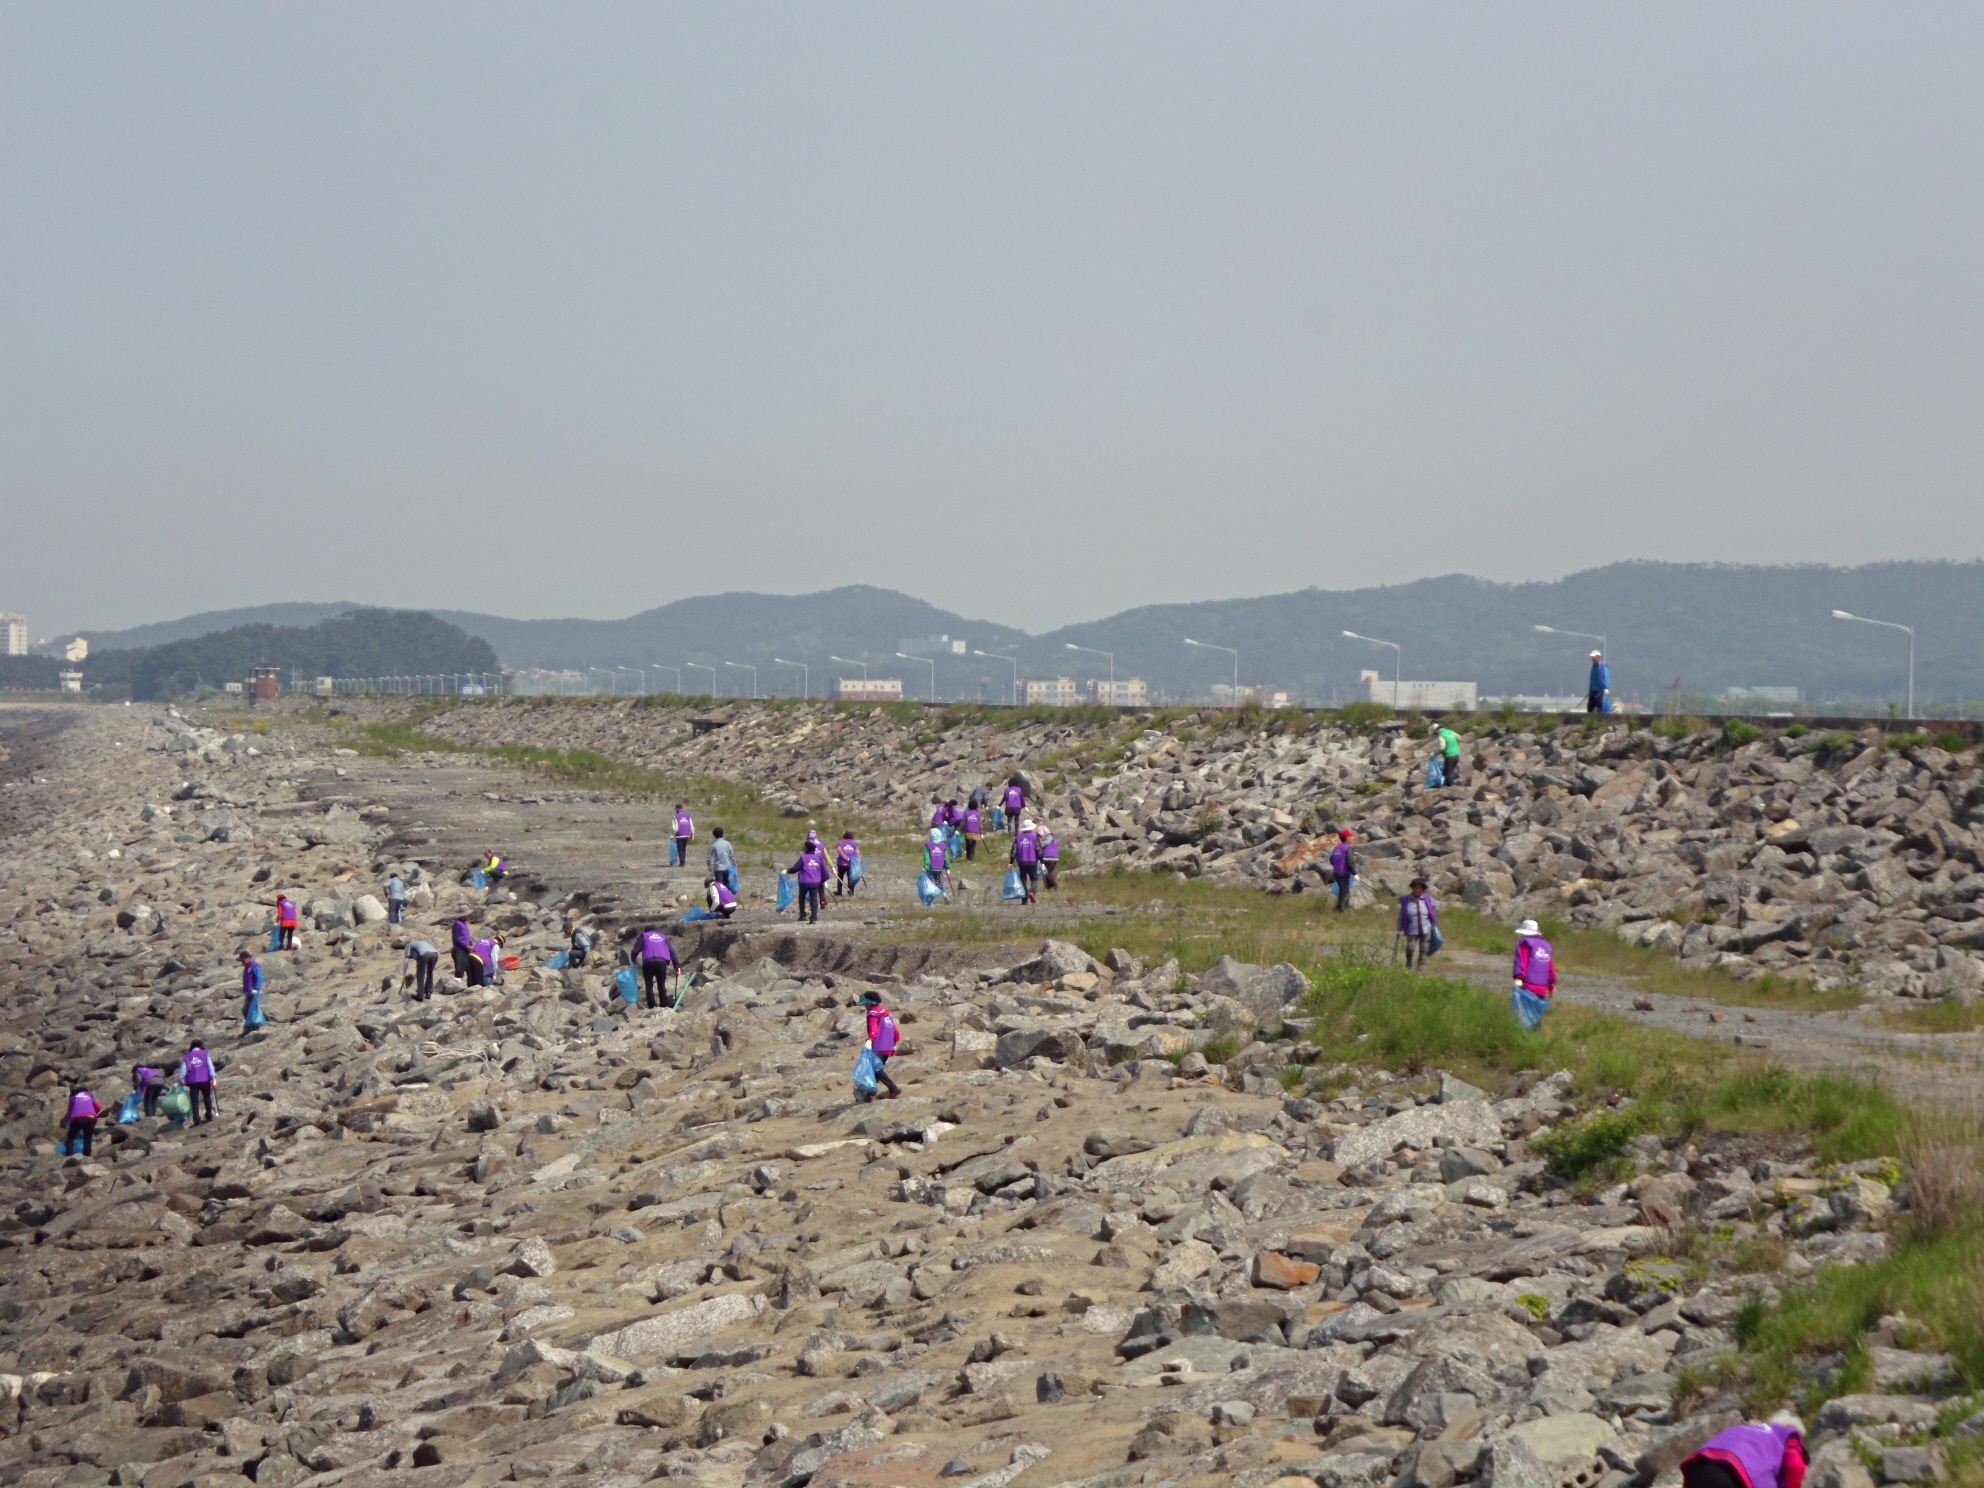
[0,703,1969,1488]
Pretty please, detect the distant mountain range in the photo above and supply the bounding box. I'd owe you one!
[60,561,1984,708]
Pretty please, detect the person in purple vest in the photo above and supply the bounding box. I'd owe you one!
[450,915,474,980]
[1329,830,1356,912]
[789,836,830,924]
[467,934,501,988]
[132,1063,166,1118]
[180,1042,217,1125]
[63,1084,104,1156]
[704,876,739,920]
[672,805,694,868]
[961,805,984,861]
[1010,818,1042,904]
[1683,1415,1806,1488]
[923,828,950,897]
[1511,918,1557,1029]
[1039,823,1061,890]
[1397,878,1439,968]
[835,831,860,897]
[1002,779,1026,834]
[637,926,677,1007]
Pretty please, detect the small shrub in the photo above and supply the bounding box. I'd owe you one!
[1933,732,1970,754]
[1536,713,1561,732]
[1532,1106,1652,1183]
[1785,724,1809,738]
[1899,1109,1984,1240]
[1812,732,1858,756]
[1889,732,1931,753]
[1723,719,1763,747]
[1515,1294,1550,1322]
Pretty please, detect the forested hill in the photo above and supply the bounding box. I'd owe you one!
[81,610,497,700]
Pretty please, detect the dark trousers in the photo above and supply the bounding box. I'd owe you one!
[66,1118,95,1155]
[278,925,296,950]
[964,835,979,861]
[874,1052,901,1099]
[410,952,437,1000]
[1017,864,1039,901]
[451,946,471,978]
[142,1085,161,1118]
[673,836,691,867]
[835,864,853,896]
[1683,1462,1746,1488]
[388,899,404,924]
[465,958,488,988]
[1334,873,1352,911]
[1587,691,1604,714]
[189,1082,216,1124]
[1043,860,1058,889]
[798,884,822,922]
[641,959,673,1008]
[1402,933,1432,969]
[1443,755,1460,786]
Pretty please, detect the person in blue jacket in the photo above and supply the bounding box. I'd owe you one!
[1587,651,1611,714]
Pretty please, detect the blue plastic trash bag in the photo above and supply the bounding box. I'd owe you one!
[1002,868,1025,901]
[680,906,710,923]
[545,952,569,971]
[117,1093,142,1124]
[848,855,863,887]
[472,869,488,891]
[243,994,267,1032]
[1511,989,1550,1031]
[1428,923,1445,957]
[724,867,740,894]
[616,967,640,1005]
[267,926,283,952]
[853,1047,883,1097]
[917,872,944,906]
[991,807,1006,831]
[948,828,965,860]
[776,873,796,913]
[1425,756,1445,789]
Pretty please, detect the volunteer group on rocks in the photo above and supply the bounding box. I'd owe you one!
[0,699,1962,1488]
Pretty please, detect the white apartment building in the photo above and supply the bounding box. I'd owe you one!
[1024,677,1080,707]
[0,613,27,657]
[833,678,905,702]
[1087,678,1150,707]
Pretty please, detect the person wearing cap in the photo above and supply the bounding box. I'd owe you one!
[1511,918,1557,1029]
[1683,1415,1807,1488]
[1329,829,1357,912]
[1397,878,1439,968]
[1586,651,1611,715]
[1011,818,1043,903]
[860,990,902,1101]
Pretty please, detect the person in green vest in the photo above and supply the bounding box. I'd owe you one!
[1435,723,1462,786]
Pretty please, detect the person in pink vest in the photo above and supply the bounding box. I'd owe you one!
[180,1042,217,1125]
[1683,1415,1806,1488]
[961,805,984,861]
[672,805,695,868]
[63,1085,104,1156]
[1511,918,1557,1030]
[273,893,299,950]
[860,990,903,1101]
[1002,780,1026,833]
[834,832,860,897]
[637,927,677,1007]
[1010,818,1042,904]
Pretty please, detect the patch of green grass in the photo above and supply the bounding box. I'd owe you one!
[1883,1001,1984,1034]
[1334,701,1395,729]
[1812,731,1859,756]
[1723,719,1763,747]
[1732,1226,1984,1412]
[1673,1063,1907,1163]
[1889,732,1933,753]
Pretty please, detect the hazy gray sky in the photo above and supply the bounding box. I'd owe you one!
[5,4,1981,636]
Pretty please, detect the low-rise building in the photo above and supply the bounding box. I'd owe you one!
[834,678,904,702]
[1212,684,1292,708]
[1087,678,1149,707]
[1362,676,1478,711]
[1024,677,1080,707]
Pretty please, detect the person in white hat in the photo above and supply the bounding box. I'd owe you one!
[1010,817,1043,904]
[1511,918,1556,1029]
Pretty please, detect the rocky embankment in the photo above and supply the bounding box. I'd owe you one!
[0,705,1956,1488]
[386,699,1984,1001]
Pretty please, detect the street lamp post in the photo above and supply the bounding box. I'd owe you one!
[1183,638,1240,705]
[1066,642,1114,702]
[723,661,757,700]
[1831,610,1915,720]
[829,655,867,681]
[973,650,1018,706]
[772,659,809,699]
[896,653,936,703]
[1343,631,1402,709]
[685,663,716,696]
